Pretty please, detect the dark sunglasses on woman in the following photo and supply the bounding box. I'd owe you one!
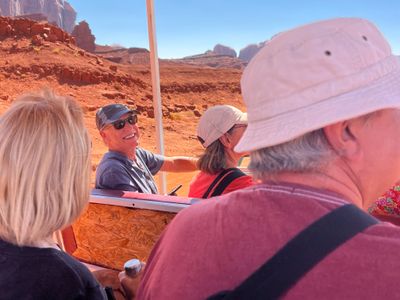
[111,114,138,130]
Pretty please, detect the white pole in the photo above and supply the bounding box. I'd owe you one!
[146,0,167,194]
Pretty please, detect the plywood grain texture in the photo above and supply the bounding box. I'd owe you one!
[71,203,176,270]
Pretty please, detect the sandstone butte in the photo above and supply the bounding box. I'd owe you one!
[0,16,245,196]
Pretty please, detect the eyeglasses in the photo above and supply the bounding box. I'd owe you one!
[110,114,138,130]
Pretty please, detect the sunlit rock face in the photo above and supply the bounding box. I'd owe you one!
[0,0,76,33]
[72,20,95,53]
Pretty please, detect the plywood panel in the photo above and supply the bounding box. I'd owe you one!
[71,203,175,270]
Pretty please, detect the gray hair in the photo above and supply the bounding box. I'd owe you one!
[249,129,334,180]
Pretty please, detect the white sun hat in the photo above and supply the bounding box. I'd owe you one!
[197,105,247,147]
[235,18,400,153]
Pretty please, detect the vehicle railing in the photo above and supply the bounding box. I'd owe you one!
[90,189,199,213]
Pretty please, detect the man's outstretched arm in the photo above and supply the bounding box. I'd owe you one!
[160,156,198,172]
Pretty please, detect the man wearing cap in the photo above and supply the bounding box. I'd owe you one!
[135,18,400,299]
[95,103,197,194]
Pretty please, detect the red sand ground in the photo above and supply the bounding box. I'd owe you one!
[0,30,245,196]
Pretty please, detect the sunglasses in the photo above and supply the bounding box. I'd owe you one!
[110,114,138,130]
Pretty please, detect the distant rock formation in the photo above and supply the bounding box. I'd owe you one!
[96,47,150,64]
[174,51,245,70]
[239,41,267,62]
[213,44,237,58]
[71,21,95,53]
[0,0,76,32]
[95,44,125,53]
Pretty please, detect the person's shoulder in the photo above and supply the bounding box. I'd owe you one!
[136,147,151,155]
[365,222,400,243]
[136,147,161,159]
[50,250,95,279]
[24,249,103,298]
[190,171,217,187]
[135,147,152,159]
[346,222,400,270]
[136,147,164,166]
[175,186,250,224]
[50,251,104,294]
[97,152,126,170]
[228,173,254,189]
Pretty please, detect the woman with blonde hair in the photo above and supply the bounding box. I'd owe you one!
[188,105,253,198]
[0,90,106,299]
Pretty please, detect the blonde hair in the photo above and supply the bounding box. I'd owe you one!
[0,89,91,246]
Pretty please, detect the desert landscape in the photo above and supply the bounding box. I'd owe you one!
[0,15,247,195]
[2,3,400,297]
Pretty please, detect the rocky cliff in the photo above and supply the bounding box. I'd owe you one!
[0,15,75,44]
[174,52,245,69]
[0,0,76,32]
[213,44,237,57]
[180,41,268,67]
[71,20,95,52]
[239,41,266,62]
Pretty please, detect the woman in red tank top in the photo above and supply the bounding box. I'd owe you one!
[188,105,253,198]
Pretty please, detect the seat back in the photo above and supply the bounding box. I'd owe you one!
[62,189,199,270]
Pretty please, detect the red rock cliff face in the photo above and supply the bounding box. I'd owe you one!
[0,16,75,45]
[71,20,95,53]
[0,0,76,33]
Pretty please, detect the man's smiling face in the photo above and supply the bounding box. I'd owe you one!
[100,112,140,156]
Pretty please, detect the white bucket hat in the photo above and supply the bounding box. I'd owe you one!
[235,18,400,153]
[197,105,247,147]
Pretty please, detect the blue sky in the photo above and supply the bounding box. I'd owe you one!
[67,0,400,59]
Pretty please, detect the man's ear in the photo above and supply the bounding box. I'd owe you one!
[323,121,359,158]
[99,130,109,145]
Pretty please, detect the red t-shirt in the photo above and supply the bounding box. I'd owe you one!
[138,182,400,300]
[188,170,253,198]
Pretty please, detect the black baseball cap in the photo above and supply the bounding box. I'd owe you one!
[96,104,138,130]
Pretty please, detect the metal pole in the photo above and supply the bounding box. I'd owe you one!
[146,0,167,194]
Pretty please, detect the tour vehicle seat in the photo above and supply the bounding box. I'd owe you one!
[61,189,199,270]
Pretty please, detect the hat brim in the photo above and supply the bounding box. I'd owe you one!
[236,112,248,125]
[235,67,400,153]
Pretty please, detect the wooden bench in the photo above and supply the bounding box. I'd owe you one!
[61,189,199,270]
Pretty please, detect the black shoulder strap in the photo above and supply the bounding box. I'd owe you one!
[209,168,246,197]
[202,168,236,198]
[208,204,378,300]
